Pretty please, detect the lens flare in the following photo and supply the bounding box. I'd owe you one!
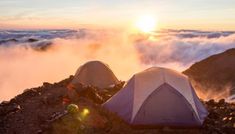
[83,108,90,115]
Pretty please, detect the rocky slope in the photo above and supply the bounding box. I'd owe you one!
[0,76,235,134]
[183,48,235,96]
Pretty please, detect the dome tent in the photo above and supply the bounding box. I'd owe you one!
[69,61,120,89]
[103,67,208,126]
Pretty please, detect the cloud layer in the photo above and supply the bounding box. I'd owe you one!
[0,29,235,101]
[135,30,235,68]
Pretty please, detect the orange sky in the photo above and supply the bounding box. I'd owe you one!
[1,0,235,30]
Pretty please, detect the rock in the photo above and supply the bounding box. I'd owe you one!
[41,96,48,105]
[0,101,10,106]
[218,99,226,105]
[21,89,39,99]
[207,99,216,105]
[37,129,43,134]
[41,94,60,105]
[208,110,219,119]
[0,103,21,116]
[223,117,228,121]
[228,117,233,121]
[9,98,17,103]
[43,82,53,88]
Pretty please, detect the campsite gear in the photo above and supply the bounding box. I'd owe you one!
[67,81,125,104]
[103,67,208,126]
[69,61,119,89]
[67,104,79,114]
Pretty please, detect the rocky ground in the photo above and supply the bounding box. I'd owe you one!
[0,76,234,134]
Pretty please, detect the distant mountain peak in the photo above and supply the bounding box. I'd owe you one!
[183,48,235,96]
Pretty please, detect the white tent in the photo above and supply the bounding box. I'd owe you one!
[69,61,119,89]
[103,67,208,126]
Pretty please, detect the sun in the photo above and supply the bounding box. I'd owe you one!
[135,15,157,33]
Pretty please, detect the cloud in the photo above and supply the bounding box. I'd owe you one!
[0,30,142,101]
[0,29,235,101]
[134,30,235,68]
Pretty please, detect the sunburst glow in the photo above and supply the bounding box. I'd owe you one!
[135,15,157,33]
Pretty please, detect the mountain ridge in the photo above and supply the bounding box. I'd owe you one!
[183,48,235,96]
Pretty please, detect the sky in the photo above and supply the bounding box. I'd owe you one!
[0,0,235,30]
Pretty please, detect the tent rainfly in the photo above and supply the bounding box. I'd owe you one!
[69,61,119,89]
[103,67,208,126]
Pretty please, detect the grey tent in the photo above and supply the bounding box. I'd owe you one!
[69,61,120,89]
[103,67,208,126]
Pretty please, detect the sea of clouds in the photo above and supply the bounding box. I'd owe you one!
[0,29,235,101]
